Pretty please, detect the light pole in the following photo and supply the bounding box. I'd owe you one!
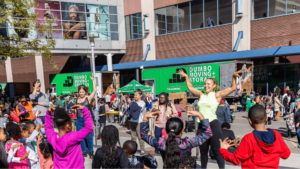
[88,33,98,111]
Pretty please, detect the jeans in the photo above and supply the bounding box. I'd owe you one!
[155,126,163,153]
[39,116,45,124]
[272,109,276,120]
[296,128,300,145]
[76,117,94,156]
[97,122,105,138]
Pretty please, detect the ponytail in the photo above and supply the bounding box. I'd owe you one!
[134,88,146,103]
[164,118,184,168]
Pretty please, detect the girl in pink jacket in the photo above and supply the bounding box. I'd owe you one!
[45,105,93,169]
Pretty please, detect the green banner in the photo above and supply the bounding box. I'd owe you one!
[50,72,94,95]
[142,63,222,95]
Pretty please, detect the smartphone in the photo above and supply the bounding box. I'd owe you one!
[37,79,40,83]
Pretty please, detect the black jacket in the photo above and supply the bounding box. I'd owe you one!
[294,109,300,128]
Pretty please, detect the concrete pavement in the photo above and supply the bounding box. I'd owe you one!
[84,111,300,168]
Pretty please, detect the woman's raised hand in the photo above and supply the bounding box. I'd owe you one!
[176,69,188,79]
[90,73,95,81]
[233,69,244,78]
[48,107,55,113]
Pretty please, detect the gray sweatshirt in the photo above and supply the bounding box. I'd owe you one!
[29,92,49,116]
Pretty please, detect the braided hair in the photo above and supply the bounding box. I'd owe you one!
[53,107,71,128]
[101,125,120,168]
[159,92,172,112]
[39,142,53,159]
[164,118,184,168]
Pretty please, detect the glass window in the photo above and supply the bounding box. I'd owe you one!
[166,5,178,33]
[111,32,119,40]
[110,15,118,23]
[219,0,232,25]
[125,15,131,40]
[86,4,108,14]
[155,8,166,35]
[110,24,118,32]
[63,30,86,39]
[204,0,217,27]
[269,0,286,17]
[252,0,268,19]
[287,0,300,13]
[125,13,142,40]
[191,0,204,29]
[61,11,86,21]
[178,2,190,31]
[109,6,117,14]
[61,2,85,12]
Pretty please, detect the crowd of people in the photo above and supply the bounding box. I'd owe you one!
[0,70,297,169]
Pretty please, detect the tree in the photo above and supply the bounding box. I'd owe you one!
[0,0,57,69]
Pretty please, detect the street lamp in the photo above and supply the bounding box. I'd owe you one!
[87,33,99,111]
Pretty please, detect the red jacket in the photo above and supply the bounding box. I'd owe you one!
[219,129,290,169]
[110,94,116,106]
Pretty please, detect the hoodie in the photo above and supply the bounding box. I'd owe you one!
[219,129,290,169]
[45,106,93,169]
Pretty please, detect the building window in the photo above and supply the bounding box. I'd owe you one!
[287,0,300,13]
[178,2,190,31]
[219,0,232,25]
[191,0,204,29]
[2,1,119,41]
[204,0,217,27]
[252,0,300,20]
[269,0,286,17]
[125,13,142,40]
[155,8,166,35]
[252,0,268,19]
[154,0,232,36]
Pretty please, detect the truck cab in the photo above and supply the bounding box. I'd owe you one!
[48,85,57,97]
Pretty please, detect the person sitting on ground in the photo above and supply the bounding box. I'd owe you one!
[123,140,142,166]
[219,104,291,168]
[141,111,212,168]
[178,156,197,169]
[221,122,238,153]
[92,125,144,168]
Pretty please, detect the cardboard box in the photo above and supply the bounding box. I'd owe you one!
[230,105,237,111]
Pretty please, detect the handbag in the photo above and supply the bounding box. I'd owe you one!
[274,107,279,111]
[10,108,20,123]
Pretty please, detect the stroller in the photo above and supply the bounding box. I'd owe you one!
[285,113,296,139]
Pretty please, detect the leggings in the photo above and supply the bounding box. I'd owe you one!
[198,120,224,169]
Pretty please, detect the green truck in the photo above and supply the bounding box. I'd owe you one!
[142,60,253,99]
[48,71,120,97]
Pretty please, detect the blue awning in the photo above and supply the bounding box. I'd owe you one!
[74,45,300,72]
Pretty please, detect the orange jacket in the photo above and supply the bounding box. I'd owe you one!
[16,102,35,121]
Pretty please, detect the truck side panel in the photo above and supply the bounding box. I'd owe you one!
[220,63,236,97]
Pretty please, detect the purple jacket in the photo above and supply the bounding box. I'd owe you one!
[45,106,93,169]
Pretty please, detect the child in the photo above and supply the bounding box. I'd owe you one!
[141,111,212,168]
[45,106,93,169]
[219,104,291,168]
[178,156,196,169]
[123,140,141,166]
[97,99,106,140]
[6,122,30,169]
[287,113,295,130]
[92,125,144,168]
[0,127,9,168]
[19,123,41,169]
[37,134,53,169]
